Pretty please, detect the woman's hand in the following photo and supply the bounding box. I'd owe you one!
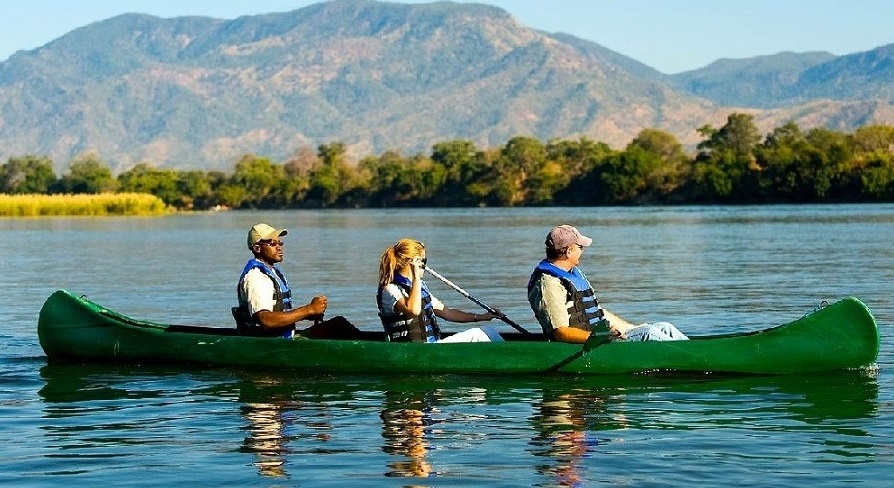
[475,309,502,322]
[409,256,425,278]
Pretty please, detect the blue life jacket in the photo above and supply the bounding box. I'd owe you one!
[235,258,294,337]
[528,260,608,337]
[377,275,441,343]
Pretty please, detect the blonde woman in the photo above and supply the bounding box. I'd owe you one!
[377,238,503,343]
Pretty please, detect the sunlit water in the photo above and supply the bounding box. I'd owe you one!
[2,205,892,486]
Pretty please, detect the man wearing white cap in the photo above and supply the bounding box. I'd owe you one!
[235,222,358,338]
[527,224,688,344]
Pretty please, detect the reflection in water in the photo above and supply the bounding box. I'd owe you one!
[34,364,882,485]
[241,397,289,477]
[237,375,333,478]
[530,388,625,487]
[532,392,592,487]
[380,389,438,479]
[377,383,494,480]
[525,372,882,486]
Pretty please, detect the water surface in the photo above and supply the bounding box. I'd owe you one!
[2,205,892,486]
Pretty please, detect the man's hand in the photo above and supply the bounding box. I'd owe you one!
[609,324,626,340]
[308,295,328,316]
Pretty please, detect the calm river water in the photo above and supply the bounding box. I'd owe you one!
[2,205,893,486]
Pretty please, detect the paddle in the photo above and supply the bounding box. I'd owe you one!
[545,331,616,373]
[422,264,532,335]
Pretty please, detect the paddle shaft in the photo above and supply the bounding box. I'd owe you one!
[422,265,531,335]
[545,331,616,373]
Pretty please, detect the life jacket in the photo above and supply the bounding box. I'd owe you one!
[377,275,441,343]
[528,260,609,337]
[235,258,294,337]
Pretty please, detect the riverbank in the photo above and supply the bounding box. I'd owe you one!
[0,193,169,217]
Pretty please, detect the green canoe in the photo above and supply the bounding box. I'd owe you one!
[37,289,880,375]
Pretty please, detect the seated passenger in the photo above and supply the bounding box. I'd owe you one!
[376,238,503,343]
[528,225,689,344]
[235,222,360,339]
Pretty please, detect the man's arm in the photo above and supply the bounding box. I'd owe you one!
[254,296,328,329]
[552,325,593,344]
[532,275,631,344]
[243,270,328,330]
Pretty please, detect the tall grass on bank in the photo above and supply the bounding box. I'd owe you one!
[0,193,169,217]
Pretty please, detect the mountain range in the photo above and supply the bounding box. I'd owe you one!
[1,0,893,172]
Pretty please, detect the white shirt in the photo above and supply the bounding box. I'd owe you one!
[379,282,445,314]
[240,267,278,317]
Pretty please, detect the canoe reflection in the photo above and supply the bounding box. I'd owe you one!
[35,364,881,483]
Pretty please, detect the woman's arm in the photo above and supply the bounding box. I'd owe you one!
[433,306,497,323]
[393,257,425,316]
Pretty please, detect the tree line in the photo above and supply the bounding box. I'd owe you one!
[3,114,894,209]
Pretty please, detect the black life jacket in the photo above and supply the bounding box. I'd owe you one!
[528,260,609,337]
[377,275,441,343]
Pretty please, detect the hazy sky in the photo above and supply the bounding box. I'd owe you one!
[1,0,891,73]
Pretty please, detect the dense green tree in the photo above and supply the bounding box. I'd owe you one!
[627,129,688,200]
[176,170,215,209]
[118,163,181,205]
[307,142,359,207]
[0,155,57,194]
[215,182,249,209]
[407,158,448,203]
[11,119,894,208]
[431,140,477,181]
[430,140,487,204]
[691,113,761,201]
[860,150,894,200]
[547,137,613,176]
[698,113,762,157]
[361,151,409,204]
[496,136,548,205]
[804,127,855,199]
[53,154,117,194]
[318,142,347,168]
[755,122,811,201]
[852,125,894,153]
[230,154,285,208]
[550,138,616,205]
[596,146,663,203]
[629,129,687,164]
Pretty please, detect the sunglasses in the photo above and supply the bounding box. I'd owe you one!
[258,240,284,247]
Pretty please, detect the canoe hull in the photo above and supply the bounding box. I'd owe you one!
[37,290,880,375]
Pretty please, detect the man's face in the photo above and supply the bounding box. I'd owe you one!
[567,243,584,267]
[254,239,284,264]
